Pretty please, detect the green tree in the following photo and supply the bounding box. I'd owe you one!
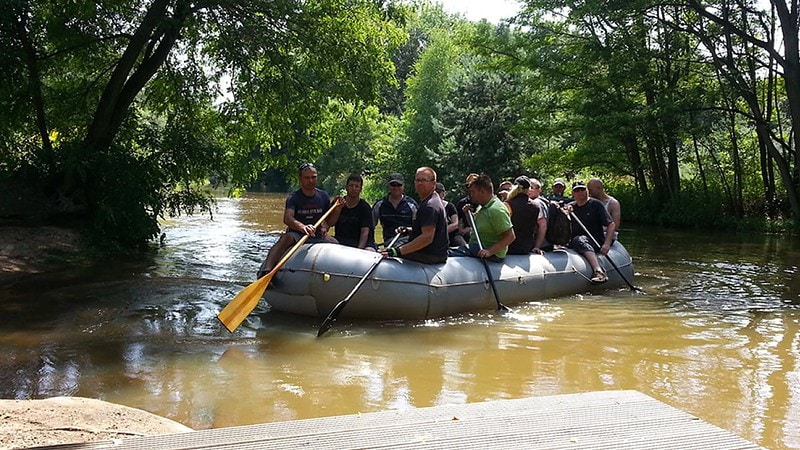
[1,0,404,248]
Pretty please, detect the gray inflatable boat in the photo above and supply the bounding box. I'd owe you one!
[264,241,635,320]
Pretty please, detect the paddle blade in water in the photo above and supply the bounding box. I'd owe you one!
[217,274,271,332]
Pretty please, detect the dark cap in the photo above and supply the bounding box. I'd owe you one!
[435,182,445,192]
[572,180,587,191]
[553,178,566,187]
[514,176,531,189]
[387,173,404,185]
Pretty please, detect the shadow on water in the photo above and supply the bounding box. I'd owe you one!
[2,194,800,449]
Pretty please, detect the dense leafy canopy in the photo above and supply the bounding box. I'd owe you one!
[2,0,799,250]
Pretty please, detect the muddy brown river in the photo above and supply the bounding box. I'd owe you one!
[1,192,799,449]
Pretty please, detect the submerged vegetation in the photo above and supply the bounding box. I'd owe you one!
[1,0,798,251]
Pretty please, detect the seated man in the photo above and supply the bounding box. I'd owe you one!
[452,174,515,262]
[587,177,621,239]
[505,176,542,255]
[258,163,341,278]
[372,173,418,245]
[381,167,448,264]
[332,174,376,251]
[548,178,573,204]
[567,181,616,283]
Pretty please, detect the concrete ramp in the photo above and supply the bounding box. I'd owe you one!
[34,390,762,449]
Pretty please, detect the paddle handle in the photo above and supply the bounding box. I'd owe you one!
[467,210,510,312]
[217,200,341,332]
[316,233,403,337]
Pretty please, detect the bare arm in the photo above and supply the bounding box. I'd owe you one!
[600,221,617,255]
[397,225,435,255]
[533,217,547,251]
[357,226,370,249]
[283,208,314,236]
[483,228,515,258]
[446,214,459,234]
[608,199,621,230]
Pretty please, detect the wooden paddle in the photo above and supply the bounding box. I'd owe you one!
[467,210,511,313]
[217,202,340,332]
[567,210,644,294]
[316,233,402,337]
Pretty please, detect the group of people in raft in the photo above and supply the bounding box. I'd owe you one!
[258,163,621,284]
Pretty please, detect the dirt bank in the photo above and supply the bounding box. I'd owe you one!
[0,226,85,286]
[0,397,193,449]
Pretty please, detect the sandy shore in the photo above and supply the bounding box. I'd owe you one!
[0,397,193,449]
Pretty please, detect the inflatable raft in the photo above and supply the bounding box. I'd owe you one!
[264,241,635,320]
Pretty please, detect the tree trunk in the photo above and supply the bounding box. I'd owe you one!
[15,6,53,168]
[83,0,187,153]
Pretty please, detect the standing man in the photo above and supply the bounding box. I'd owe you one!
[457,174,515,262]
[548,178,572,203]
[372,173,418,245]
[587,178,621,234]
[568,181,616,283]
[381,167,448,264]
[332,174,376,251]
[258,163,341,277]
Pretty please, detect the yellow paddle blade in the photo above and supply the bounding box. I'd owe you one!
[217,274,271,332]
[217,200,341,333]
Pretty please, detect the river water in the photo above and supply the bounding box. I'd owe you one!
[1,192,799,449]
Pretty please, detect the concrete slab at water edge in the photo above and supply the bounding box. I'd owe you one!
[33,390,762,450]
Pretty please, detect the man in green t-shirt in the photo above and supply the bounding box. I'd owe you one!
[457,174,515,262]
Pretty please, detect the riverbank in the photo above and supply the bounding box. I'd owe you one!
[0,397,193,449]
[0,226,85,286]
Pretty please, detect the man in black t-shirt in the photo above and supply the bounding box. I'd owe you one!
[333,174,376,250]
[567,181,616,283]
[381,167,448,264]
[258,163,342,277]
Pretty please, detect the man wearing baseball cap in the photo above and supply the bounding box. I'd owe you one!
[372,173,418,244]
[567,180,615,283]
[548,178,572,204]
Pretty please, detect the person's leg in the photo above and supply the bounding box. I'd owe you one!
[450,234,467,247]
[569,235,606,283]
[258,232,298,278]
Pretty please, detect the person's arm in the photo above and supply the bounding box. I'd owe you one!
[533,217,547,253]
[481,228,515,258]
[600,221,616,255]
[395,225,435,255]
[357,226,370,249]
[284,208,314,236]
[609,199,621,230]
[446,213,459,234]
[326,196,345,226]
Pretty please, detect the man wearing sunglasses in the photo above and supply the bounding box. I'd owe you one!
[371,173,418,245]
[567,180,616,283]
[381,167,448,264]
[258,163,341,277]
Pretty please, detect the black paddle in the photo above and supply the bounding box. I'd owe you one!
[467,210,511,313]
[567,210,644,294]
[317,233,402,337]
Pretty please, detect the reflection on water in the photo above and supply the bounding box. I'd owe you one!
[1,192,800,449]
